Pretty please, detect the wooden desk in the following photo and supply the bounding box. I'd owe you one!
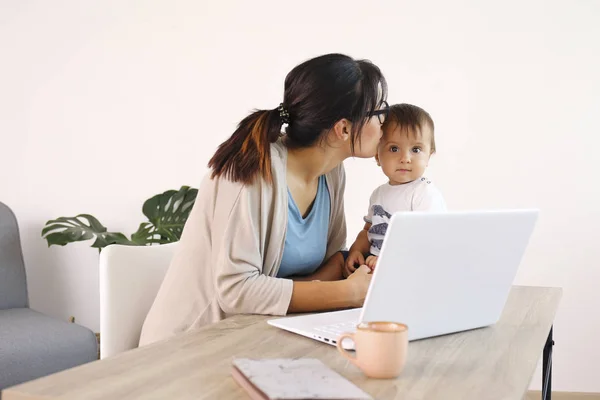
[2,286,561,400]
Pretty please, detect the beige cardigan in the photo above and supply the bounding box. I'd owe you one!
[138,140,347,346]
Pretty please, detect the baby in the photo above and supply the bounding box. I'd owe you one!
[344,103,447,277]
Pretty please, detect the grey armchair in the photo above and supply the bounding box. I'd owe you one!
[0,202,98,393]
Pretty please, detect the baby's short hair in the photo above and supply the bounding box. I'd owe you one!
[383,103,436,153]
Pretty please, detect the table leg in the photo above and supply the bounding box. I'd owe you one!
[542,326,554,400]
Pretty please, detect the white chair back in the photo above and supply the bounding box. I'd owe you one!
[99,242,176,359]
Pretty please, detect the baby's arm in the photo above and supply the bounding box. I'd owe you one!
[344,222,372,278]
[349,222,372,255]
[343,189,379,278]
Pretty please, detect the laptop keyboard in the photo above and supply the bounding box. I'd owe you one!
[314,321,358,338]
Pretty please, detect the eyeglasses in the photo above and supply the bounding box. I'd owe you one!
[369,100,389,124]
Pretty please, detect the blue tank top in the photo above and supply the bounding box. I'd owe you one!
[277,175,330,278]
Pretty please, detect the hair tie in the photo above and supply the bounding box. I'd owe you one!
[278,103,290,124]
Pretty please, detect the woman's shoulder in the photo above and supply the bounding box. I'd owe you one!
[325,162,346,189]
[200,159,283,214]
[200,170,270,203]
[198,170,244,197]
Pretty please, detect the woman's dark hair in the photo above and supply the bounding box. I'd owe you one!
[208,53,388,184]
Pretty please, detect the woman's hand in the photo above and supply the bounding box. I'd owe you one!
[289,264,372,312]
[345,265,373,307]
[344,250,365,278]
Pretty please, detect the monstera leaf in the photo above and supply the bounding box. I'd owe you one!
[41,185,198,251]
[130,186,197,245]
[42,214,132,249]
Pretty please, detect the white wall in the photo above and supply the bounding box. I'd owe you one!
[1,0,598,392]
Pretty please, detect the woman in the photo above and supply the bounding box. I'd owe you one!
[139,53,389,346]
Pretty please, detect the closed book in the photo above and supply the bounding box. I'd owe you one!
[231,358,372,400]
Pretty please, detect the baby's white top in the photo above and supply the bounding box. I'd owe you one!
[364,177,447,256]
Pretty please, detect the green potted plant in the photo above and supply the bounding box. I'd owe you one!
[41,186,197,250]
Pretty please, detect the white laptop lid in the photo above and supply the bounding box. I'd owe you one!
[359,209,539,340]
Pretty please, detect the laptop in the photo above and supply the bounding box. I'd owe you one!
[268,209,539,348]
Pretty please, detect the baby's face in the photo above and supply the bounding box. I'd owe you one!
[376,125,433,185]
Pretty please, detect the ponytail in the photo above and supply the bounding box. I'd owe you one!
[208,108,283,185]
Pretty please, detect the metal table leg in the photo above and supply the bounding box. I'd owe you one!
[542,326,554,400]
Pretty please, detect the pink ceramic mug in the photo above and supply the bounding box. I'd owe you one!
[336,321,408,379]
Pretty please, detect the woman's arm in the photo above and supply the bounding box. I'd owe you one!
[290,252,344,282]
[288,265,372,312]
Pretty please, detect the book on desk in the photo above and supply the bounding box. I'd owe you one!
[231,358,372,400]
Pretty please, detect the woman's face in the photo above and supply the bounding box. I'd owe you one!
[354,117,384,158]
[352,105,387,158]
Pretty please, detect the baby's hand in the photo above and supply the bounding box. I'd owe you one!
[344,250,365,278]
[365,255,378,271]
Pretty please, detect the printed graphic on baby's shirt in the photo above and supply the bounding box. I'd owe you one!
[368,205,392,255]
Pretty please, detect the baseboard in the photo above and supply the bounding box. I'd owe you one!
[526,391,600,400]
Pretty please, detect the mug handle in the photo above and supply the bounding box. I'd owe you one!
[336,333,359,367]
